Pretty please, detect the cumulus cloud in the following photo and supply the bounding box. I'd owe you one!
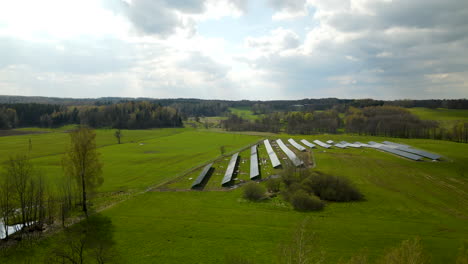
[103,0,248,37]
[1,0,468,100]
[240,0,468,99]
[267,0,309,20]
[246,28,300,55]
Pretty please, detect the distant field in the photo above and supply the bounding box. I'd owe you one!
[229,107,260,120]
[1,129,468,263]
[408,107,468,130]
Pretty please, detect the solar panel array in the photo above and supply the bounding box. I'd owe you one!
[276,139,303,167]
[221,152,239,186]
[313,140,332,148]
[380,141,440,160]
[394,146,441,160]
[377,146,423,161]
[192,163,213,188]
[250,145,260,179]
[264,139,281,168]
[334,143,346,148]
[300,139,316,148]
[288,138,306,151]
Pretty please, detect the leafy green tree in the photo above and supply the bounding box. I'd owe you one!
[63,127,103,217]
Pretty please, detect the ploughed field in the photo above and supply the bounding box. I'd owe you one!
[1,127,468,263]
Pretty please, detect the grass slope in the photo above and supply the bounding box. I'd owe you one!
[1,130,468,263]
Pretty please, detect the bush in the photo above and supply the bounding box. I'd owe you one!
[266,177,281,193]
[302,173,363,202]
[243,182,266,201]
[378,238,426,264]
[290,190,325,211]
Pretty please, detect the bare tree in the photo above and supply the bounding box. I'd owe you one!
[6,155,34,228]
[63,127,103,217]
[0,172,13,240]
[278,218,325,264]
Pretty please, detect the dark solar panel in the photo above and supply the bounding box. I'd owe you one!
[276,139,303,167]
[191,163,213,188]
[377,146,423,161]
[221,153,239,185]
[264,139,281,168]
[397,147,441,160]
[250,145,260,179]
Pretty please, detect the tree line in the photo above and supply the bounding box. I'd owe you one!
[221,106,468,143]
[0,101,183,129]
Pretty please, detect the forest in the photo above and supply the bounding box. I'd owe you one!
[1,97,468,143]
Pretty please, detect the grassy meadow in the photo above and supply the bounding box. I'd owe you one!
[1,122,468,263]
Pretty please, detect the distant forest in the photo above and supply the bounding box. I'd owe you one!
[0,96,467,142]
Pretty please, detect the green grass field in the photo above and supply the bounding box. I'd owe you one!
[409,107,468,121]
[229,107,260,120]
[409,107,468,129]
[1,128,468,263]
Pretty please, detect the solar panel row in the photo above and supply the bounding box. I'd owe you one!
[334,143,346,148]
[380,141,441,160]
[396,146,441,160]
[221,152,239,186]
[264,139,281,168]
[300,139,316,148]
[313,140,332,148]
[288,138,306,151]
[340,141,361,148]
[382,141,410,148]
[191,163,213,188]
[250,145,260,179]
[377,146,423,161]
[276,139,303,167]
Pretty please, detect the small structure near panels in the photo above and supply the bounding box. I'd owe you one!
[276,139,303,167]
[326,140,334,144]
[300,139,316,148]
[221,153,239,186]
[192,163,213,189]
[313,140,332,148]
[288,138,306,151]
[250,145,260,179]
[264,139,281,168]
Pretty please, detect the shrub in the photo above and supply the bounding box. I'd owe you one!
[378,238,426,264]
[302,173,363,202]
[243,182,266,201]
[290,190,325,211]
[266,177,281,193]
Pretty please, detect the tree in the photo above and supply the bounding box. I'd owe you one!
[0,172,13,240]
[114,129,122,144]
[49,214,117,264]
[63,127,103,217]
[220,146,225,156]
[6,155,34,228]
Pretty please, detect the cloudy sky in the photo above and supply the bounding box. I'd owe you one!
[0,0,467,100]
